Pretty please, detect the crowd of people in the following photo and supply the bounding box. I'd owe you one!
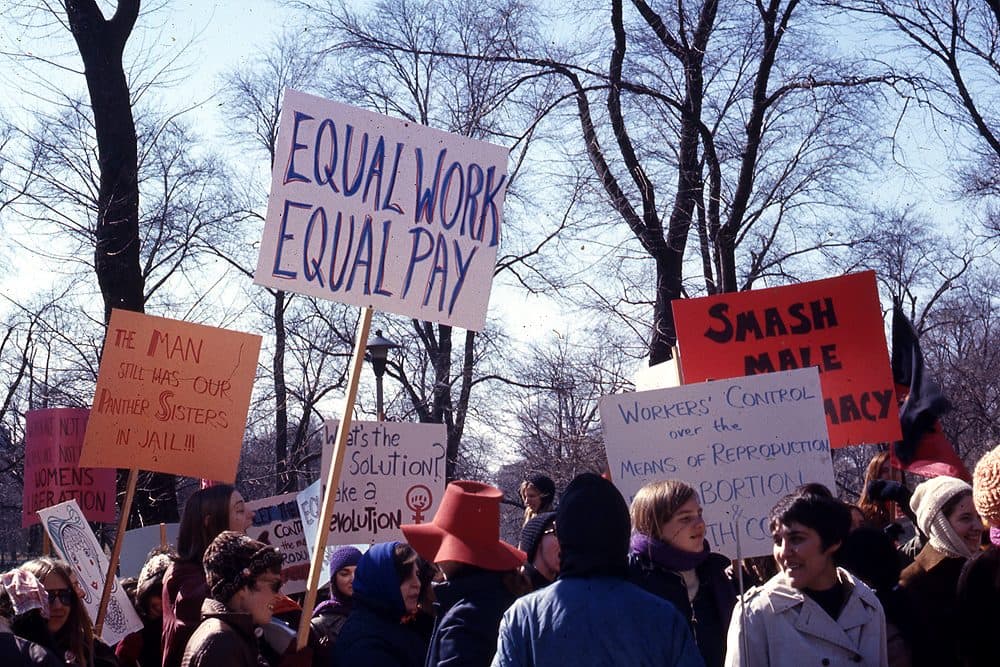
[4,452,1000,666]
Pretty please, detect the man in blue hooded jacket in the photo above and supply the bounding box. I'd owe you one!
[492,473,705,667]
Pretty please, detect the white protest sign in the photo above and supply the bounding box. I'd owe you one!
[38,500,144,645]
[255,88,509,332]
[313,420,446,543]
[599,367,835,559]
[246,492,312,594]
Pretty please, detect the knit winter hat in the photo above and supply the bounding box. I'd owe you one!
[910,476,975,558]
[0,569,49,619]
[526,474,556,500]
[973,446,1000,525]
[203,531,283,603]
[519,512,557,563]
[557,473,630,579]
[328,546,363,579]
[136,553,172,607]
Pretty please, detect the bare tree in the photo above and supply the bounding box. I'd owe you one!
[218,32,354,493]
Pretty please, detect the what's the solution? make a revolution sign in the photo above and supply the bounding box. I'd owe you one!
[672,271,901,447]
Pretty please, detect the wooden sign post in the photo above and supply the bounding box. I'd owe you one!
[95,467,137,636]
[295,307,371,649]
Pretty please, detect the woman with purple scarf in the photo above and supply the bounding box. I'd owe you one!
[626,480,737,667]
[310,546,362,664]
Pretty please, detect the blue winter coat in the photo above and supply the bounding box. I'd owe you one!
[492,577,705,667]
[426,569,516,667]
[334,543,427,667]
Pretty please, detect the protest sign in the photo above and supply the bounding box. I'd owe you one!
[38,500,143,645]
[672,271,900,447]
[120,523,179,578]
[22,408,115,527]
[78,309,262,482]
[311,420,446,543]
[246,493,313,594]
[254,88,509,332]
[599,367,835,559]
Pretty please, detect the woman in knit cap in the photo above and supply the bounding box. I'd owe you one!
[402,481,527,667]
[310,546,362,663]
[626,479,735,667]
[517,513,558,591]
[954,445,1000,667]
[179,532,283,667]
[519,474,555,526]
[900,476,982,666]
[116,550,172,667]
[333,542,426,667]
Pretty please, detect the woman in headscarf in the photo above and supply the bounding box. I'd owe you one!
[900,476,982,666]
[333,542,426,667]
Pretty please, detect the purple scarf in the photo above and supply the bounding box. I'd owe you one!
[630,532,710,571]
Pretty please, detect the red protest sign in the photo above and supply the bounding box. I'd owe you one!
[672,271,901,447]
[23,408,116,527]
[78,310,262,482]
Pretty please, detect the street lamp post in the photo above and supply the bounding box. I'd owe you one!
[365,329,399,421]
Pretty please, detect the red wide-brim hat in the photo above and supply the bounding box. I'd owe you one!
[401,480,526,571]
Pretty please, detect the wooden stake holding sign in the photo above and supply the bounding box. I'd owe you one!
[95,467,137,636]
[295,307,372,649]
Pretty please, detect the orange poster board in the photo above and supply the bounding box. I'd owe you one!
[79,310,262,481]
[671,271,901,447]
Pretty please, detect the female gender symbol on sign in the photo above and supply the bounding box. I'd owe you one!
[406,485,433,523]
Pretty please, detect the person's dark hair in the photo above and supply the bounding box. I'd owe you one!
[176,484,236,563]
[836,527,901,592]
[392,542,418,583]
[942,488,973,519]
[20,557,92,666]
[770,486,852,550]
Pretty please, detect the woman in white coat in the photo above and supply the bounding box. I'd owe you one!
[725,486,888,667]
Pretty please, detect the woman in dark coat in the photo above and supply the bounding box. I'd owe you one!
[900,477,982,667]
[401,481,527,667]
[626,479,736,667]
[179,532,283,667]
[333,542,425,667]
[162,484,250,667]
[310,546,361,663]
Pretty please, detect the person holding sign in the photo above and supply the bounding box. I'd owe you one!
[724,486,887,667]
[627,480,736,667]
[333,542,426,667]
[21,557,118,667]
[162,485,250,667]
[179,532,283,667]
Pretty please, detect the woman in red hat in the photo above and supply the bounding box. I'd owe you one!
[401,481,527,667]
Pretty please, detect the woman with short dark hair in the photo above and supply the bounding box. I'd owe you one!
[725,486,887,667]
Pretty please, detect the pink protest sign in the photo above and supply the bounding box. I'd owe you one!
[22,408,116,528]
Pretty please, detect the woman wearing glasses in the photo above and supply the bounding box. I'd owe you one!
[20,557,118,666]
[179,532,282,667]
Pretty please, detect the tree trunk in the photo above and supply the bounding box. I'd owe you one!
[66,0,177,524]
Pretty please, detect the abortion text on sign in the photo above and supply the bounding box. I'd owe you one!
[671,270,901,447]
[307,420,447,544]
[79,310,262,482]
[254,88,508,332]
[599,367,836,559]
[23,408,115,527]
